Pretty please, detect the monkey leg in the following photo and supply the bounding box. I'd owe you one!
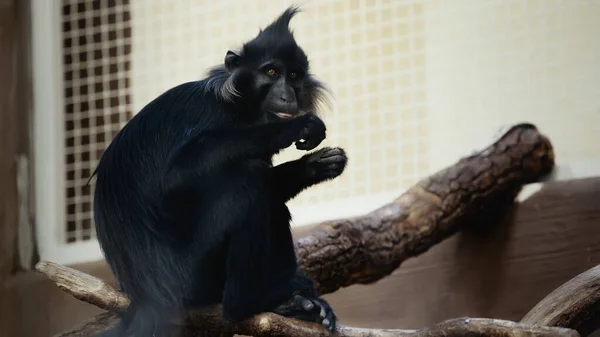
[267,202,338,332]
[217,159,295,321]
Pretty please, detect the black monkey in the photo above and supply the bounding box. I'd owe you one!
[93,6,346,337]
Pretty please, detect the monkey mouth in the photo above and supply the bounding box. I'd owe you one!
[273,112,294,119]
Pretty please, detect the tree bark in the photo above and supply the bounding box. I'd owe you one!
[296,123,555,294]
[521,264,600,336]
[35,259,579,337]
[48,305,579,337]
[37,123,561,336]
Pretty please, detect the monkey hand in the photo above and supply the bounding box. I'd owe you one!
[295,114,326,151]
[272,294,337,332]
[302,147,347,183]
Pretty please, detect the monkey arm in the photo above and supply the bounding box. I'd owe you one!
[271,158,313,203]
[164,115,325,180]
[271,147,347,203]
[173,126,292,170]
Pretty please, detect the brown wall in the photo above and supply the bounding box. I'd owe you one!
[0,1,33,336]
[1,177,599,336]
[323,177,600,329]
[0,0,31,280]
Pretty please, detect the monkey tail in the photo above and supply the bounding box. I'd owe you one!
[97,303,181,337]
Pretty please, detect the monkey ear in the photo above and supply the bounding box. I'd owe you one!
[224,50,241,72]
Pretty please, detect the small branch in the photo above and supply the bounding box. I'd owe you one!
[37,261,128,311]
[521,264,600,336]
[37,123,559,336]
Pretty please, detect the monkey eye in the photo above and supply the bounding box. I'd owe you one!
[266,69,277,77]
[290,72,297,79]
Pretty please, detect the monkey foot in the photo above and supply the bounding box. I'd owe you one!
[272,294,337,332]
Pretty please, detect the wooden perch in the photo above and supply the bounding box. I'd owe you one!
[296,122,555,294]
[37,123,565,337]
[36,260,578,337]
[521,264,600,336]
[33,261,578,337]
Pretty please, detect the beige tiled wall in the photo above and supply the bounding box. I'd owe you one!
[60,0,133,243]
[129,0,600,215]
[424,0,600,176]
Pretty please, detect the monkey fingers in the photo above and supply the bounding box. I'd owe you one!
[305,147,348,181]
[272,294,317,322]
[272,294,314,314]
[295,115,326,151]
[271,294,337,332]
[295,137,324,151]
[304,296,337,332]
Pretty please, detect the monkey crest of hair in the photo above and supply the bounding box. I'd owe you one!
[92,5,346,337]
[207,6,331,115]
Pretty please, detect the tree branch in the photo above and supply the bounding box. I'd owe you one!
[521,264,600,336]
[37,261,578,337]
[36,123,564,336]
[296,123,555,294]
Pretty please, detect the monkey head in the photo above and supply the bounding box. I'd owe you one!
[217,6,330,123]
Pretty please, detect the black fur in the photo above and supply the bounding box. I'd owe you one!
[92,6,346,337]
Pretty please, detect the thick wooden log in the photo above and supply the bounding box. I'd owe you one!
[521,264,600,336]
[296,123,555,294]
[37,123,558,336]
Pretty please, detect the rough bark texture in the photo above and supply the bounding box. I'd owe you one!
[36,261,128,312]
[521,264,600,336]
[36,262,580,337]
[297,123,555,294]
[36,123,562,336]
[53,310,580,337]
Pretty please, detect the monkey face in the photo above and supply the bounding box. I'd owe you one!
[219,8,330,124]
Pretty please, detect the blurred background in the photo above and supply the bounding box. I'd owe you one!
[1,0,599,336]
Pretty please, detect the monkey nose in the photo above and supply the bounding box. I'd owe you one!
[279,95,289,102]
